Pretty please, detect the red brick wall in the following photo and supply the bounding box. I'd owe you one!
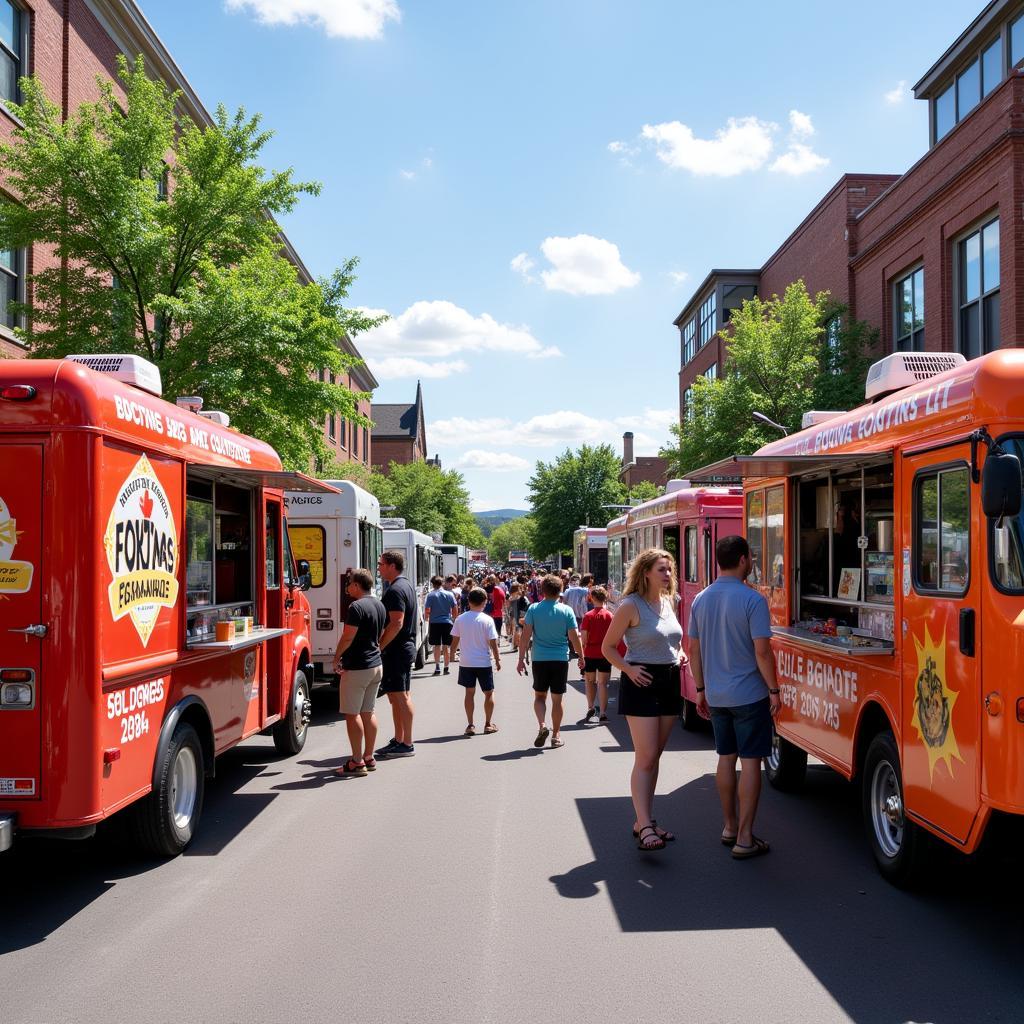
[621,457,668,488]
[372,437,417,473]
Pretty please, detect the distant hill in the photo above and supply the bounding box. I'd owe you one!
[474,508,529,538]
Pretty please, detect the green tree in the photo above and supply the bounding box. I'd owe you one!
[0,56,382,469]
[662,281,875,477]
[486,516,537,562]
[625,480,661,504]
[368,461,484,548]
[527,444,623,557]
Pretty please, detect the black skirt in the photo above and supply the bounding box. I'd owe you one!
[617,663,681,717]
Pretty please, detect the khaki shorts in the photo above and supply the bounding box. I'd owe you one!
[339,665,383,715]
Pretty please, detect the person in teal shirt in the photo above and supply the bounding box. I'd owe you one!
[517,575,584,749]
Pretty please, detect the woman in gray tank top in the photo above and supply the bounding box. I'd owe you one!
[601,548,688,852]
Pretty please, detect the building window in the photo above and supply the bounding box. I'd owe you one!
[0,247,22,329]
[339,417,347,451]
[956,58,981,120]
[0,2,23,106]
[958,217,999,359]
[362,426,368,462]
[894,267,924,352]
[682,317,695,364]
[704,364,717,382]
[722,284,756,323]
[935,84,955,141]
[156,164,169,201]
[683,386,694,421]
[698,292,716,346]
[327,414,336,441]
[982,37,1001,96]
[1013,12,1024,68]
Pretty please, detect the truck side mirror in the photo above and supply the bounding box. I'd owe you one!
[296,558,312,592]
[982,450,1022,519]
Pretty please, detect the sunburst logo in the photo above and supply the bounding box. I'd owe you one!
[910,625,963,780]
[0,493,33,598]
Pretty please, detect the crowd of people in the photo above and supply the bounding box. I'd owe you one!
[331,539,781,860]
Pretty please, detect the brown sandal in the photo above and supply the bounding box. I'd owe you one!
[636,824,665,851]
[484,723,498,733]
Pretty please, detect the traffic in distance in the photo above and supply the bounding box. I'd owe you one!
[3,348,1024,888]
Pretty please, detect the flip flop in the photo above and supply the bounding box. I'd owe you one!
[484,723,498,734]
[721,833,738,847]
[731,836,770,859]
[550,736,564,748]
[636,824,666,852]
[464,724,476,736]
[632,820,675,842]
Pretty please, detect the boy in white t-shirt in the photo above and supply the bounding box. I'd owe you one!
[450,587,502,736]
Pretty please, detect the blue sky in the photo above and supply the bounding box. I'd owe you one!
[141,0,975,511]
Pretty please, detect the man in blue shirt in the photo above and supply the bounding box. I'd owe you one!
[517,574,584,749]
[424,575,458,676]
[689,535,781,860]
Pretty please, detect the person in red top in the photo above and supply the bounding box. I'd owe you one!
[578,586,613,724]
[486,574,506,643]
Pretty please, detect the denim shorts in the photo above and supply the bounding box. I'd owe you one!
[710,697,772,758]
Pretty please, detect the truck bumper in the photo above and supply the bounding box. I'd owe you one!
[0,813,13,852]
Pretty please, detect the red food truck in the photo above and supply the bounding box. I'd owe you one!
[0,354,335,856]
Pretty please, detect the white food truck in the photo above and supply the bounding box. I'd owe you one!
[382,527,442,668]
[285,480,383,682]
[437,543,467,577]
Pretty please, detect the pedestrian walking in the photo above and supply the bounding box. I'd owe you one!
[331,569,387,776]
[578,586,613,724]
[449,587,501,736]
[601,549,686,852]
[486,574,506,643]
[510,584,529,658]
[688,535,781,860]
[424,575,458,676]
[517,574,584,749]
[376,550,419,759]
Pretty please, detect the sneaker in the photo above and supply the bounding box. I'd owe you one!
[383,742,415,758]
[432,666,441,676]
[576,709,597,726]
[443,667,450,675]
[599,714,609,723]
[375,738,399,757]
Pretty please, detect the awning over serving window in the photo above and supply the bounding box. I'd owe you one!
[193,468,341,493]
[687,451,893,482]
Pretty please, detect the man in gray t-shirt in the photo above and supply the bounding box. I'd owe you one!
[688,535,780,861]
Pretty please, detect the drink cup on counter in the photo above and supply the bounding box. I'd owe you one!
[215,620,233,642]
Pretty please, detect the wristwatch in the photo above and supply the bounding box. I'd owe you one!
[769,688,780,695]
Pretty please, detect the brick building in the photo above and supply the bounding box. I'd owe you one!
[676,0,1024,420]
[619,430,667,490]
[0,0,373,459]
[371,380,431,474]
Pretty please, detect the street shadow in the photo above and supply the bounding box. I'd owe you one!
[549,767,1024,1021]
[417,734,476,744]
[480,748,545,762]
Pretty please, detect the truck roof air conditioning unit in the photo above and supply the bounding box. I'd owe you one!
[176,395,204,414]
[65,354,162,397]
[865,352,966,402]
[664,479,691,493]
[199,410,230,427]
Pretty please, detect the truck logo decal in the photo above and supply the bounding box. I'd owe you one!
[0,494,34,597]
[911,625,962,780]
[103,454,179,646]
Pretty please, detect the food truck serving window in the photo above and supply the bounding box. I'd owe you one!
[745,486,784,589]
[914,465,969,595]
[684,526,698,583]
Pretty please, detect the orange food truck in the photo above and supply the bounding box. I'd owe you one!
[0,354,334,856]
[607,481,743,729]
[690,350,1024,884]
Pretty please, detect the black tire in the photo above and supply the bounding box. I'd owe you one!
[862,730,927,887]
[764,726,808,791]
[273,669,311,755]
[679,698,702,732]
[133,722,205,857]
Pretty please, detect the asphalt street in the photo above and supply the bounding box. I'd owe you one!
[2,650,1023,1024]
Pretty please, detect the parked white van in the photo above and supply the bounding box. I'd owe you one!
[285,480,383,682]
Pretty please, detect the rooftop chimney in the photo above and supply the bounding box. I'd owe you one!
[622,431,634,466]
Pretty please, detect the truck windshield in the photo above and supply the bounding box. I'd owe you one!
[991,436,1024,592]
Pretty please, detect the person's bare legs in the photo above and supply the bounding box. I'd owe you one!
[627,716,662,844]
[432,644,442,668]
[533,691,547,728]
[442,643,451,669]
[716,753,740,841]
[551,692,564,739]
[483,690,495,727]
[387,691,414,745]
[464,686,475,727]
[596,672,611,715]
[737,757,763,847]
[360,711,378,762]
[583,673,597,712]
[345,712,365,763]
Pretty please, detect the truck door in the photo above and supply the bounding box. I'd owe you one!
[900,449,980,844]
[0,442,45,801]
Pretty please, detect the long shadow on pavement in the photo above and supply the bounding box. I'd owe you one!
[550,764,1024,1022]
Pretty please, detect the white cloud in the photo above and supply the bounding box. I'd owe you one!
[225,0,400,39]
[667,270,690,286]
[357,301,561,374]
[455,450,531,472]
[607,140,628,154]
[770,143,830,176]
[399,169,416,180]
[885,80,908,105]
[510,252,536,282]
[524,234,640,296]
[367,356,467,380]
[788,109,815,138]
[640,116,776,177]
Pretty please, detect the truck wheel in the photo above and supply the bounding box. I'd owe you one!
[862,730,927,887]
[679,698,702,732]
[273,669,311,755]
[764,726,807,791]
[133,723,205,857]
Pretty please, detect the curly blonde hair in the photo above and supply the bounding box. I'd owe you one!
[623,548,678,601]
